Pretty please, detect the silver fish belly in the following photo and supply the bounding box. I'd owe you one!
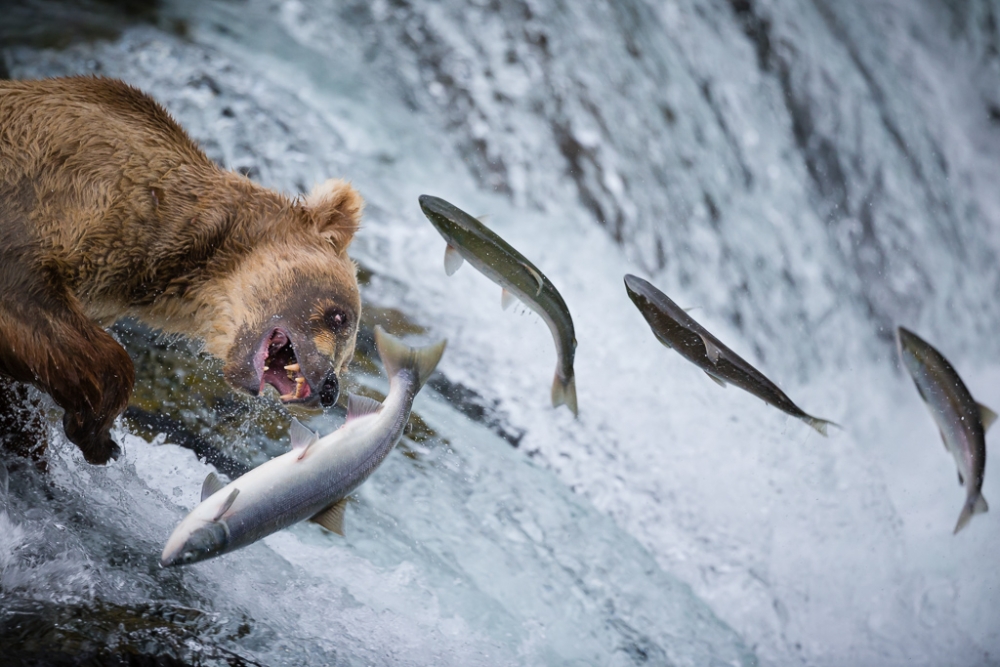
[161,327,446,566]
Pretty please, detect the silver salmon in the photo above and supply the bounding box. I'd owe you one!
[897,326,995,533]
[624,274,836,436]
[418,194,578,416]
[160,326,446,566]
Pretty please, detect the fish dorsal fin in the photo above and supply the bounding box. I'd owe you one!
[501,288,517,310]
[201,472,225,502]
[705,370,727,388]
[476,214,491,225]
[212,488,239,522]
[444,244,464,276]
[699,333,722,364]
[978,402,997,432]
[290,418,319,460]
[347,394,381,422]
[311,497,348,536]
[522,262,545,296]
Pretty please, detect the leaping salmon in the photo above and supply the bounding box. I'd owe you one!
[418,194,578,416]
[897,326,995,534]
[624,274,836,436]
[160,327,446,566]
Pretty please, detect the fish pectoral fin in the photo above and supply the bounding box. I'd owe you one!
[977,402,998,432]
[939,428,950,453]
[501,288,517,311]
[290,418,320,460]
[444,244,464,276]
[521,262,545,296]
[201,472,226,502]
[212,488,239,522]
[704,370,727,388]
[958,469,965,486]
[698,333,722,364]
[347,394,382,422]
[311,497,348,536]
[654,332,674,349]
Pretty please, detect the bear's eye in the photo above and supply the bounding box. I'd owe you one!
[324,308,350,332]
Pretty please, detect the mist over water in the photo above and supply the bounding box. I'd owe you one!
[3,1,1000,665]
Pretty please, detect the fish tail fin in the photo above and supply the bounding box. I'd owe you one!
[374,326,447,390]
[804,416,839,437]
[551,372,578,417]
[953,494,989,534]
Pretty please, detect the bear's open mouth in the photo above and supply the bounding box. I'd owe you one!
[255,328,311,402]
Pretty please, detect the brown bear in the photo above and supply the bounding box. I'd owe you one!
[0,76,363,465]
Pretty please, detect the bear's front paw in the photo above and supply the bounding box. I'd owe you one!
[62,412,121,465]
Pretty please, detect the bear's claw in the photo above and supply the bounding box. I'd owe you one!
[62,411,121,465]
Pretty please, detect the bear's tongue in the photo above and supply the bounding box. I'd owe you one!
[260,330,309,401]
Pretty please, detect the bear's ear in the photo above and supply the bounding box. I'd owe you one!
[304,179,363,252]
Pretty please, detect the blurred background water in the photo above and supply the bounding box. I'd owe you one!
[1,0,999,665]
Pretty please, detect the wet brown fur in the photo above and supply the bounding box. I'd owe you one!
[0,76,362,464]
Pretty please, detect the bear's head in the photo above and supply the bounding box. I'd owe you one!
[208,179,363,410]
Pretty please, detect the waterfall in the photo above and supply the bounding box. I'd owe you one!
[3,1,999,665]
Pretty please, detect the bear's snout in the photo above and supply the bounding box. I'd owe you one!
[319,372,339,408]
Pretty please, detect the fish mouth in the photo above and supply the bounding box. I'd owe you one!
[418,194,460,233]
[161,521,230,567]
[896,326,920,364]
[623,274,654,306]
[254,327,313,403]
[624,274,650,296]
[896,326,916,348]
[418,194,444,215]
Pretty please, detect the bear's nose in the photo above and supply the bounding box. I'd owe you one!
[319,372,339,408]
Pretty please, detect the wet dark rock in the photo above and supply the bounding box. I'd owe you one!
[0,601,260,667]
[0,0,160,51]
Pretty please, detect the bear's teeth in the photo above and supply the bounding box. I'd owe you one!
[279,377,307,402]
[284,363,300,372]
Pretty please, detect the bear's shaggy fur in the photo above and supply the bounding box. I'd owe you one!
[0,76,363,464]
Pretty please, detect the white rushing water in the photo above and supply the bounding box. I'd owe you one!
[3,0,1000,665]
